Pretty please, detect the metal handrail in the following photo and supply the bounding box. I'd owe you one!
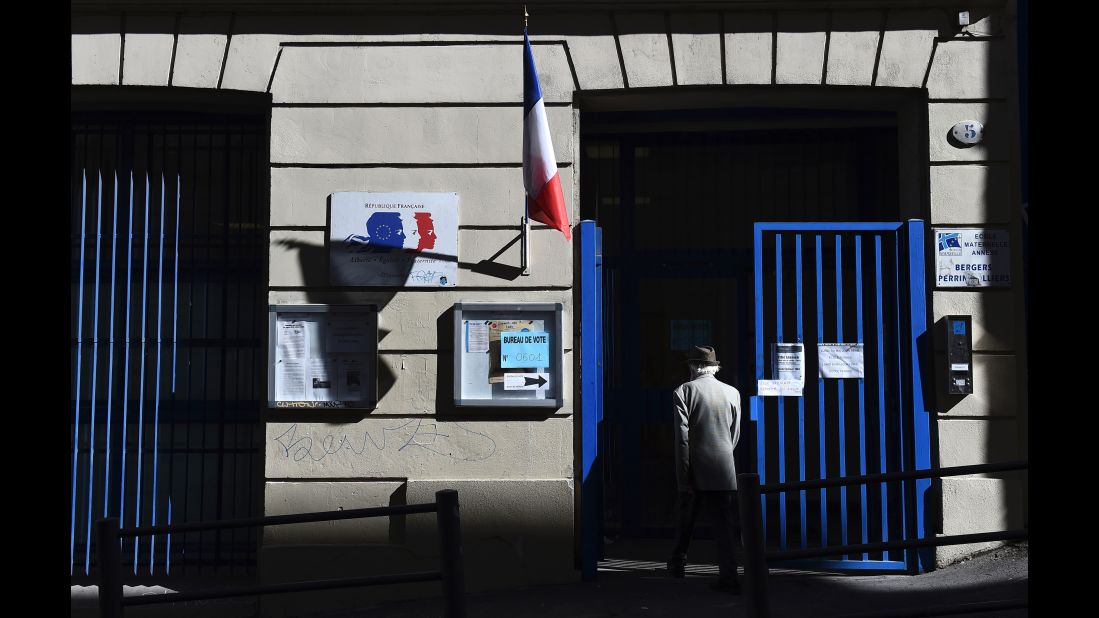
[96,489,465,618]
[737,461,1028,618]
[760,461,1028,494]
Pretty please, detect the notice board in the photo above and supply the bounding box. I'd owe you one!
[453,303,564,408]
[268,305,378,409]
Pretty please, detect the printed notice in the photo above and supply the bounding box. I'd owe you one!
[277,320,307,361]
[758,379,804,397]
[773,343,805,383]
[276,360,307,400]
[338,357,364,400]
[309,359,336,396]
[467,321,489,353]
[818,343,865,379]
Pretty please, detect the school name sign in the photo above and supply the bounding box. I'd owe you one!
[934,228,1012,288]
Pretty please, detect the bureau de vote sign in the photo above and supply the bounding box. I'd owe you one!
[501,331,550,368]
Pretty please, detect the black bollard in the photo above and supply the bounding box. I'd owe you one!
[436,489,466,618]
[96,518,123,618]
[737,474,771,618]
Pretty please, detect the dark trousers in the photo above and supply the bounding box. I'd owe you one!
[670,490,741,583]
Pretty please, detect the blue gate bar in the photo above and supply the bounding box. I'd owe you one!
[907,220,932,571]
[834,235,848,557]
[893,232,908,565]
[120,171,135,546]
[105,170,120,523]
[166,498,173,575]
[756,223,906,231]
[85,169,106,575]
[814,235,826,547]
[775,234,786,550]
[167,174,181,572]
[753,225,767,534]
[855,236,869,560]
[135,172,151,574]
[72,168,88,575]
[875,236,889,560]
[150,172,167,574]
[795,235,807,549]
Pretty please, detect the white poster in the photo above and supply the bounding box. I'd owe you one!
[773,343,805,383]
[758,379,804,397]
[935,228,1012,288]
[818,343,865,379]
[329,192,459,287]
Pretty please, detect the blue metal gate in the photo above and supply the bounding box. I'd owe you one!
[752,221,931,572]
[71,113,267,579]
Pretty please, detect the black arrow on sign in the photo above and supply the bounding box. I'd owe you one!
[524,375,548,387]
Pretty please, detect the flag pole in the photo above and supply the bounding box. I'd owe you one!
[522,5,531,276]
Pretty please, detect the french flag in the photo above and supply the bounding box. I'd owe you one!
[523,28,571,240]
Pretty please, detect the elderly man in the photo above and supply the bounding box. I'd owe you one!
[668,345,743,594]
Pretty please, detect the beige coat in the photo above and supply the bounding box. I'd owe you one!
[672,374,742,491]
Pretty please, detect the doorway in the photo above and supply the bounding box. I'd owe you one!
[579,107,902,561]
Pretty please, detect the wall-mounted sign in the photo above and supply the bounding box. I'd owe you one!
[454,303,564,408]
[329,192,458,287]
[268,305,378,409]
[818,343,865,379]
[934,228,1011,288]
[501,331,550,368]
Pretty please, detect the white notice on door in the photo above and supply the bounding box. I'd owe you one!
[818,343,865,379]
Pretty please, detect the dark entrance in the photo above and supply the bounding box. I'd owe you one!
[579,108,902,557]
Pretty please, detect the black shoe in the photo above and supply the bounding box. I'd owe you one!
[709,580,742,595]
[667,560,685,578]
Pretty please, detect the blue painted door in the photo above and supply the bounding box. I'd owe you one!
[752,221,931,572]
[580,220,604,580]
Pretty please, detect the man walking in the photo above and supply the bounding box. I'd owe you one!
[668,345,743,594]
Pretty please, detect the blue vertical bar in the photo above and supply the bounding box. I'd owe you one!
[119,172,135,545]
[893,231,908,565]
[795,235,807,549]
[907,220,932,571]
[150,172,167,574]
[71,169,89,575]
[775,235,786,550]
[580,220,599,581]
[166,497,173,575]
[172,174,181,393]
[855,236,869,560]
[835,233,852,556]
[875,236,890,560]
[134,172,151,574]
[104,171,120,521]
[814,236,826,547]
[84,170,105,575]
[167,175,181,570]
[753,225,766,534]
[835,235,848,557]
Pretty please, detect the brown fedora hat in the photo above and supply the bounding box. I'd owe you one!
[684,345,720,365]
